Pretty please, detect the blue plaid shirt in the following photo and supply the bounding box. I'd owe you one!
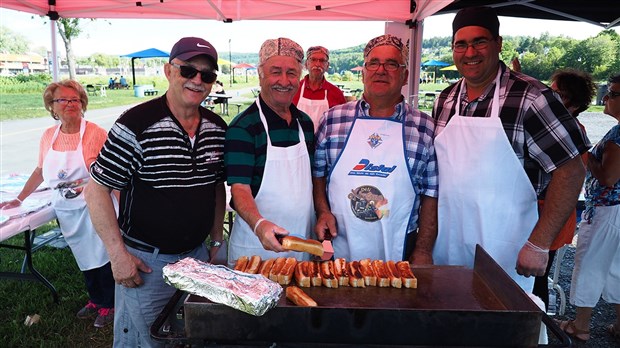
[313,98,438,232]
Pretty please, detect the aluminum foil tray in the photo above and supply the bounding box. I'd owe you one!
[162,257,282,316]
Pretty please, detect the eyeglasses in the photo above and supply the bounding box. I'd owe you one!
[606,89,620,99]
[53,98,82,105]
[170,63,217,84]
[364,61,405,72]
[308,57,327,64]
[452,38,492,53]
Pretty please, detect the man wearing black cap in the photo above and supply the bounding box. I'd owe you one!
[416,6,588,292]
[85,37,227,347]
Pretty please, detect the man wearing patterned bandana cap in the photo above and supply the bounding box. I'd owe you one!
[312,34,438,262]
[293,46,346,133]
[225,37,317,265]
[421,6,589,293]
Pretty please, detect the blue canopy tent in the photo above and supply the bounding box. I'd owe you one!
[120,48,169,86]
[422,59,450,83]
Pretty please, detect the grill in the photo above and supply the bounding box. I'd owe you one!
[151,245,571,347]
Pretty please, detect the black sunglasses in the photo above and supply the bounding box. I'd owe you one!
[170,63,217,84]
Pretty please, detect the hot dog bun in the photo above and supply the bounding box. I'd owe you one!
[277,257,297,285]
[359,258,377,286]
[259,258,275,279]
[233,256,248,272]
[386,260,402,288]
[320,260,338,288]
[244,255,262,274]
[309,261,323,287]
[348,260,366,288]
[286,285,317,307]
[281,236,324,257]
[396,261,417,289]
[371,260,390,288]
[295,261,311,287]
[334,258,350,286]
[269,257,286,282]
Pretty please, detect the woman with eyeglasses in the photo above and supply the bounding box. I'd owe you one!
[0,80,116,328]
[557,73,620,342]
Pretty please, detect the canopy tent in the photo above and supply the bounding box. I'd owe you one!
[120,48,169,86]
[422,59,450,83]
[2,0,618,106]
[233,63,256,83]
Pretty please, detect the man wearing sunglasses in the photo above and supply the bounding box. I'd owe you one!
[312,34,438,262]
[225,38,316,265]
[420,6,589,294]
[293,46,346,133]
[85,37,227,347]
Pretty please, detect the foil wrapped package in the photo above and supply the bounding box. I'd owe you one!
[163,257,282,316]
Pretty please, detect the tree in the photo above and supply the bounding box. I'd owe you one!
[0,26,30,54]
[55,18,86,80]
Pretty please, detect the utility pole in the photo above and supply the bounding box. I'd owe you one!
[229,39,233,87]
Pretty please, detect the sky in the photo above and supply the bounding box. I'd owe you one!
[1,8,618,57]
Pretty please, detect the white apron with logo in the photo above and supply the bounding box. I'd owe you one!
[433,70,538,291]
[296,80,330,134]
[228,99,314,265]
[42,119,111,271]
[327,116,415,261]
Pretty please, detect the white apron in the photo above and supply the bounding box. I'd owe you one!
[296,80,330,134]
[433,70,538,291]
[42,119,111,271]
[327,116,415,261]
[228,99,314,266]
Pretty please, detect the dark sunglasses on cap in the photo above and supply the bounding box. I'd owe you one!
[170,63,217,84]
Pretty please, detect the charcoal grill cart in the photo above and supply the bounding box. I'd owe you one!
[152,245,571,347]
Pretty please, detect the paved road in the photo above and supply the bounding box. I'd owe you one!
[0,104,135,176]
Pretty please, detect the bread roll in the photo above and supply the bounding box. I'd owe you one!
[333,258,350,286]
[348,261,366,288]
[396,261,418,289]
[244,255,262,274]
[320,260,338,288]
[371,260,390,287]
[385,260,402,288]
[359,258,377,286]
[277,257,297,285]
[295,261,311,287]
[269,257,286,282]
[233,256,249,272]
[286,285,317,307]
[281,236,324,257]
[259,258,275,279]
[309,261,323,287]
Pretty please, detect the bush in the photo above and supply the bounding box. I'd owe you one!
[0,74,52,94]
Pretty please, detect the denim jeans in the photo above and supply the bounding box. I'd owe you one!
[113,243,207,348]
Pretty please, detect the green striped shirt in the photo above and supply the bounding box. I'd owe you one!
[225,97,315,198]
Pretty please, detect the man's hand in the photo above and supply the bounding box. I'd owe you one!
[516,240,549,277]
[410,249,433,265]
[255,219,288,252]
[314,211,337,241]
[110,251,152,288]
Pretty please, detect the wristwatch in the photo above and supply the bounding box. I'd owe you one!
[209,240,223,248]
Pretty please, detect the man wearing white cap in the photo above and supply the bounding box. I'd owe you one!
[312,34,438,262]
[225,37,315,265]
[293,46,346,133]
[86,37,227,347]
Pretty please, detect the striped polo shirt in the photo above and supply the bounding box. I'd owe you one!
[90,95,227,253]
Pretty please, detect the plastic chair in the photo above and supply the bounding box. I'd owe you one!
[86,84,97,96]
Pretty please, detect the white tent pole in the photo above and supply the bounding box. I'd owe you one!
[50,19,59,82]
[408,19,424,107]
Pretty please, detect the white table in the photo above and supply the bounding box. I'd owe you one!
[0,190,59,303]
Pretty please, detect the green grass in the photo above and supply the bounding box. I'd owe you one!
[0,222,114,347]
